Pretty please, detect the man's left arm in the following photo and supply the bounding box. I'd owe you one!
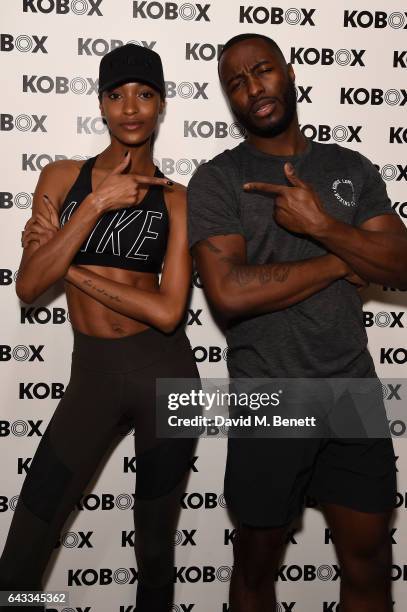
[244,155,407,289]
[311,212,407,289]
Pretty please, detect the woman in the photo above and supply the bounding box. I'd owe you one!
[0,44,200,611]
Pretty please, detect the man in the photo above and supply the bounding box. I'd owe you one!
[187,33,407,611]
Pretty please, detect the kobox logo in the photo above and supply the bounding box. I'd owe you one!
[222,605,296,612]
[55,531,93,548]
[184,121,244,139]
[300,124,361,143]
[390,127,407,143]
[291,48,365,66]
[23,154,87,171]
[1,114,47,132]
[0,496,20,512]
[392,565,407,581]
[191,270,203,289]
[0,420,43,437]
[344,11,407,29]
[364,311,404,328]
[276,565,341,582]
[0,345,44,361]
[392,202,407,218]
[239,6,316,26]
[75,493,135,511]
[396,492,407,508]
[394,51,407,68]
[388,420,406,437]
[380,348,407,364]
[340,88,407,106]
[381,384,402,401]
[166,82,208,99]
[174,565,232,583]
[296,86,313,103]
[123,454,197,473]
[23,75,98,95]
[181,492,226,509]
[78,38,156,55]
[193,346,228,362]
[0,34,47,53]
[23,0,103,16]
[19,382,65,399]
[186,43,223,61]
[77,117,106,135]
[0,192,33,209]
[186,309,202,326]
[132,2,210,21]
[154,158,206,176]
[121,530,197,547]
[69,568,137,586]
[21,306,70,324]
[374,164,407,182]
[0,269,18,284]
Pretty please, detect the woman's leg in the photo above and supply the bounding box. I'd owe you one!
[125,334,199,611]
[0,363,127,610]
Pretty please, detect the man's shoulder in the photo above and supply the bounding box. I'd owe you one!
[190,144,244,184]
[311,140,365,163]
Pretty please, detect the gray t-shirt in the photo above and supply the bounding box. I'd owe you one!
[187,139,396,378]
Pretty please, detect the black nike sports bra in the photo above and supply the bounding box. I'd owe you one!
[59,155,169,273]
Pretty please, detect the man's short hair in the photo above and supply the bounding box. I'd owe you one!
[218,33,286,67]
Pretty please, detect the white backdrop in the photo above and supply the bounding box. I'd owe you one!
[1,1,407,611]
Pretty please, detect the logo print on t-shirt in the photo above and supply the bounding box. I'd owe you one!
[332,179,356,207]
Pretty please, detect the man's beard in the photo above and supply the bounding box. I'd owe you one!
[233,77,297,138]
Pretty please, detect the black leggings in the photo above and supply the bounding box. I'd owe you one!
[0,324,200,611]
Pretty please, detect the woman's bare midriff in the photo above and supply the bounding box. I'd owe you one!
[65,264,160,338]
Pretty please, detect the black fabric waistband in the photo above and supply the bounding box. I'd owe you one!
[71,324,190,373]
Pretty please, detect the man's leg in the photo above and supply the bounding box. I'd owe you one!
[322,503,393,612]
[229,522,288,612]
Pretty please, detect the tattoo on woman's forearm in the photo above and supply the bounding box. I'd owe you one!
[82,278,121,302]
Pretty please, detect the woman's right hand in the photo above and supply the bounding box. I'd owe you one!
[22,196,60,249]
[91,151,173,214]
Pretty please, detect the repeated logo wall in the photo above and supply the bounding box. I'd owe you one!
[1,1,407,611]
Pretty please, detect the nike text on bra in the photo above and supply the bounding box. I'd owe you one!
[58,155,169,273]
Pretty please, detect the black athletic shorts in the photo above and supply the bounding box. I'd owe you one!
[223,375,397,527]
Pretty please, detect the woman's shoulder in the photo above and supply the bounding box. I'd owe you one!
[163,180,186,215]
[35,158,89,212]
[40,158,86,181]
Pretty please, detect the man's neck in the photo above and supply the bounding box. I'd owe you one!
[247,120,308,157]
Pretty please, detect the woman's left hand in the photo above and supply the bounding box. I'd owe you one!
[22,195,60,248]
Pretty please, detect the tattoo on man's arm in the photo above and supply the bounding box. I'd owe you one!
[83,278,121,302]
[200,239,222,254]
[201,239,291,286]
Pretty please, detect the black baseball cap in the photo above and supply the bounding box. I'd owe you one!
[98,43,165,97]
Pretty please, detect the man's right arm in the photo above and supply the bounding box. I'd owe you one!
[192,233,348,318]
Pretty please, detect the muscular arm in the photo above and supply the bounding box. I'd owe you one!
[311,214,407,289]
[16,161,101,303]
[65,186,192,333]
[192,234,348,319]
[245,159,407,290]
